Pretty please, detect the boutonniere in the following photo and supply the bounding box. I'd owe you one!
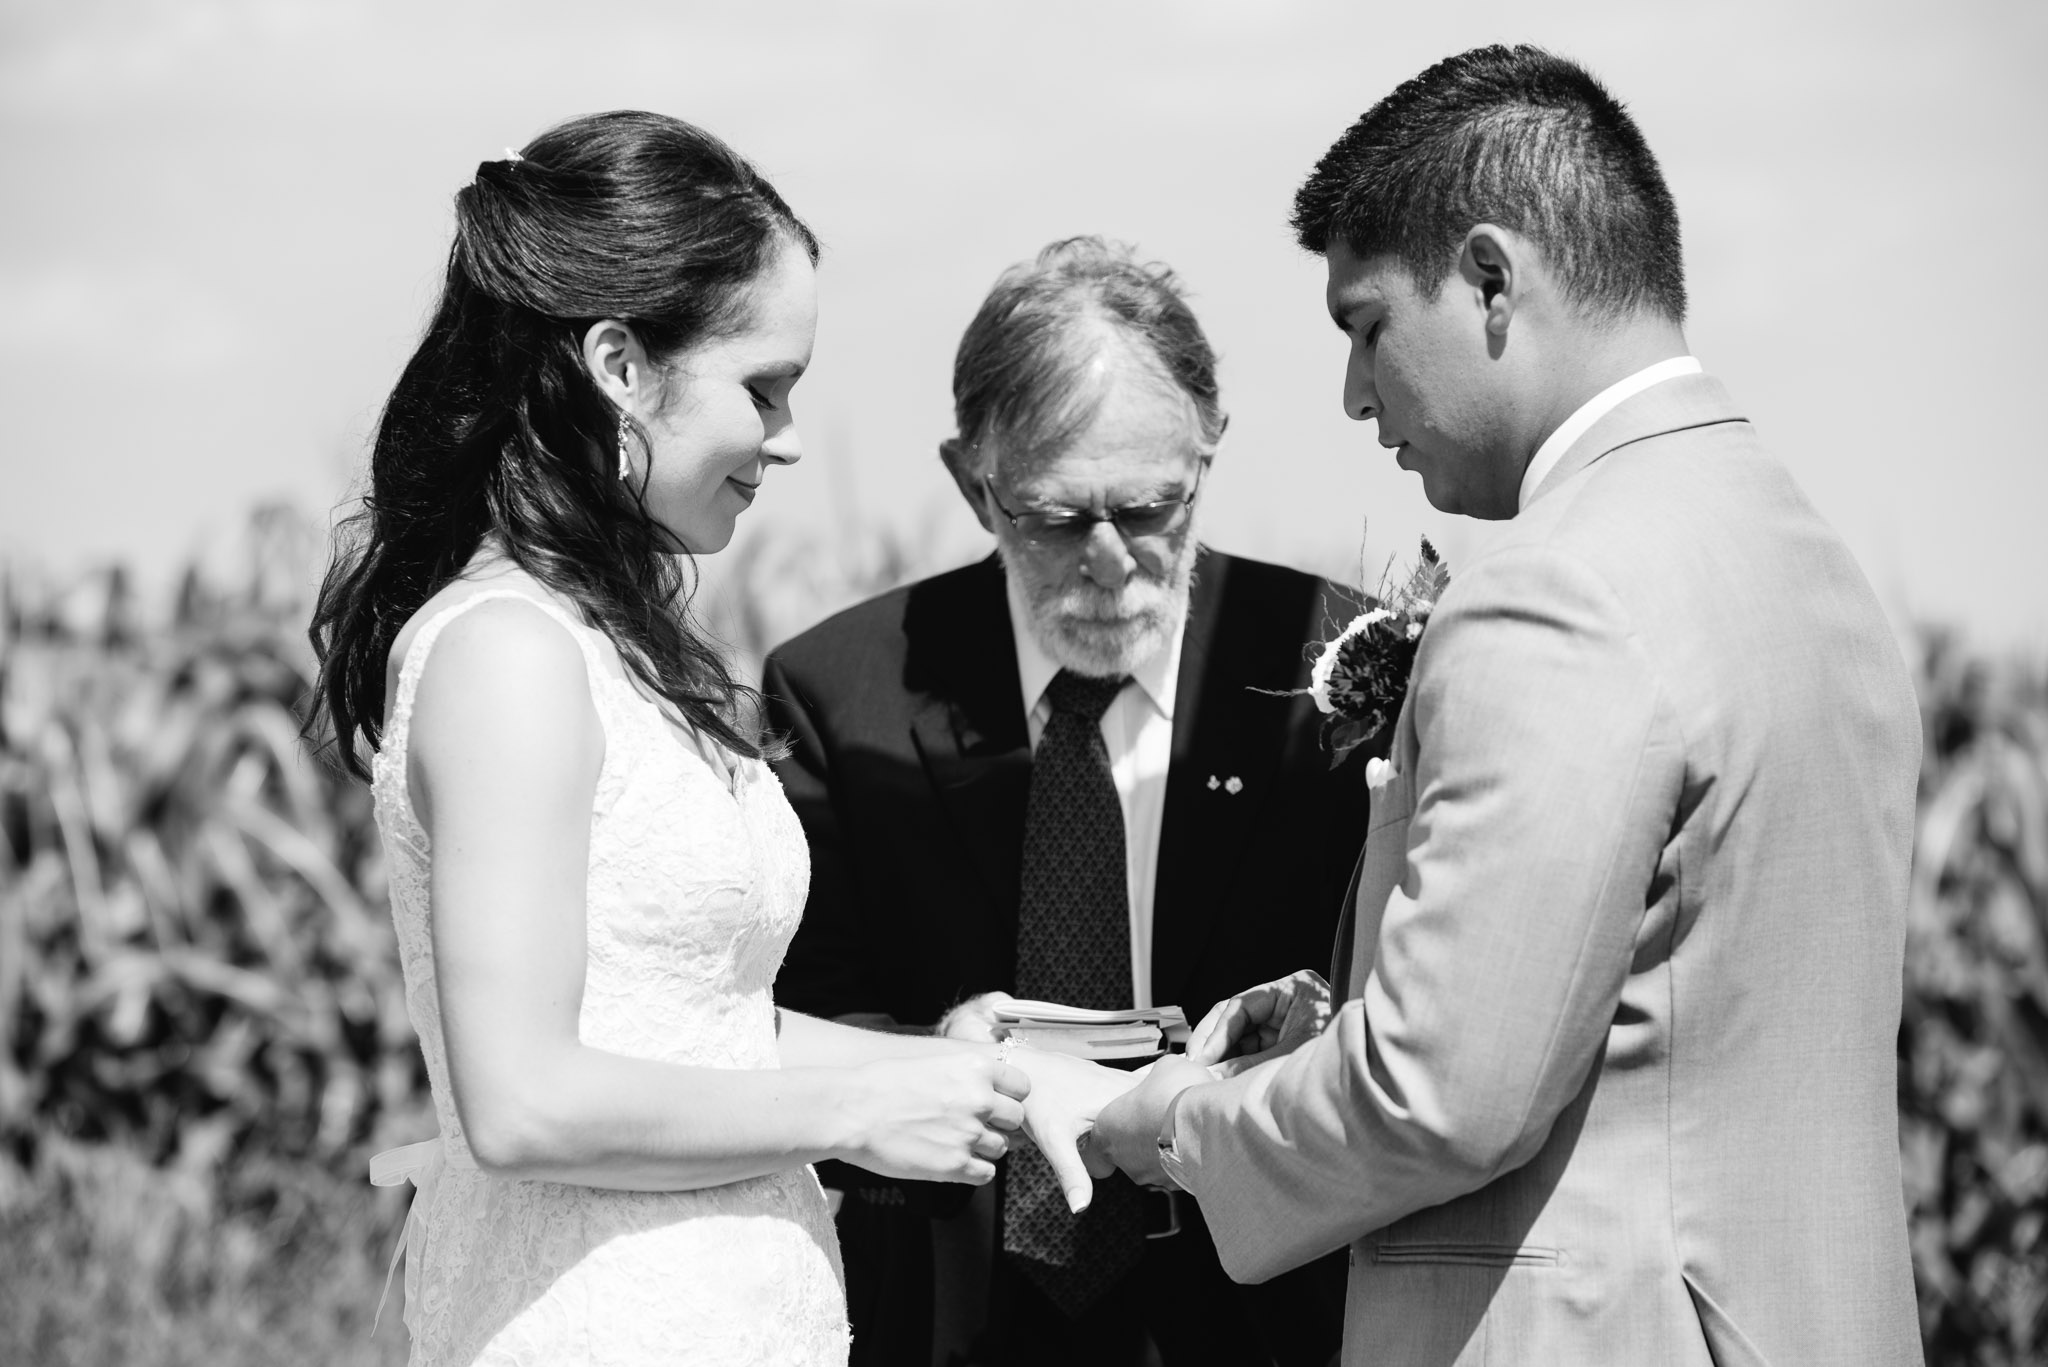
[1282,537,1450,766]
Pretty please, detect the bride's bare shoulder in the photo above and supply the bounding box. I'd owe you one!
[386,561,607,831]
[381,556,588,722]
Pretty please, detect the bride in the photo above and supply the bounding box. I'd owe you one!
[309,111,1123,1365]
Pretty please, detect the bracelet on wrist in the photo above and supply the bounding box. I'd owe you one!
[1155,1087,1189,1189]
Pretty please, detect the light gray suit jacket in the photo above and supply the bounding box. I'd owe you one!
[1169,375,1924,1365]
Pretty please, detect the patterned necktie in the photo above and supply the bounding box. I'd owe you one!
[1003,668,1146,1318]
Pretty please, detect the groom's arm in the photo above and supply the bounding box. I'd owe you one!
[1163,545,1685,1283]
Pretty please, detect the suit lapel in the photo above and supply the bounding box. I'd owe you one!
[1339,693,1419,1000]
[1328,848,1367,993]
[1152,550,1292,1009]
[904,557,1031,972]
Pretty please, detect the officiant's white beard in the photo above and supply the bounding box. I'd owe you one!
[999,529,1198,679]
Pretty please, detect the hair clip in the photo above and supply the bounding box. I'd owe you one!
[502,147,524,164]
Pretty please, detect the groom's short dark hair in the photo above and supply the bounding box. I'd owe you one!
[1293,45,1686,322]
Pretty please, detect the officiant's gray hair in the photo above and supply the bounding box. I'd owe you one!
[951,237,1226,471]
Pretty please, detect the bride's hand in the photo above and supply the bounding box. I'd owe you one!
[1003,1049,1139,1214]
[832,1053,1030,1186]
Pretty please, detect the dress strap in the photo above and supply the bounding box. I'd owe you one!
[390,591,744,792]
[388,588,614,745]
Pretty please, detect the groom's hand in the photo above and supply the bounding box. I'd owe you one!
[1091,1054,1212,1189]
[1187,969,1333,1077]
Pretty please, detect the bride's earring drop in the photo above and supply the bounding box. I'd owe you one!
[616,410,633,483]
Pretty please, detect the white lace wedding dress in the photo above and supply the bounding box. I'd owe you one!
[370,588,848,1365]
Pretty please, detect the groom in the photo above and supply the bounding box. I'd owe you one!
[1093,45,1925,1365]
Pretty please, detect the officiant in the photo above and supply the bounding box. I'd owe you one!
[767,237,1373,1367]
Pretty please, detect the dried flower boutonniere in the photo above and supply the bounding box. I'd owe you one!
[1299,537,1450,763]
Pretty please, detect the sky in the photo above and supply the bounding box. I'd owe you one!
[2,0,2043,653]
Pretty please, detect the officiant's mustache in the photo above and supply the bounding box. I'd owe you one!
[1004,540,1196,677]
[1055,582,1166,622]
[1023,549,1190,627]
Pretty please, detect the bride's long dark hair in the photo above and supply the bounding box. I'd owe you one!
[308,111,818,780]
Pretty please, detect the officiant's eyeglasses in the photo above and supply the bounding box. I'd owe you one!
[981,467,1203,548]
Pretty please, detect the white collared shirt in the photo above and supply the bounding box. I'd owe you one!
[1517,355,1702,512]
[1006,575,1183,1010]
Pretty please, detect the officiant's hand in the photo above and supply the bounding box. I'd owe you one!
[1090,1054,1212,1189]
[935,991,1016,1043]
[1007,1047,1138,1214]
[1187,969,1333,1078]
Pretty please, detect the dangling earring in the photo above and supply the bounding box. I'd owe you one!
[616,410,633,482]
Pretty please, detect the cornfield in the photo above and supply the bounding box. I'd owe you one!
[0,508,419,1364]
[1,510,2042,1363]
[1904,633,2048,1361]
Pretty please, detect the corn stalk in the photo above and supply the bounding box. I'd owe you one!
[0,509,424,1188]
[1904,631,2048,1362]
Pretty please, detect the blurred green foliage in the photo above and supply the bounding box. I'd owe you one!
[1904,633,2048,1362]
[0,510,2041,1363]
[0,508,419,1362]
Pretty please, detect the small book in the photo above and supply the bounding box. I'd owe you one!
[1002,1023,1163,1060]
[994,999,1189,1033]
[992,1000,1191,1059]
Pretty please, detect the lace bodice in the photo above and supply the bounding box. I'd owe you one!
[370,588,846,1365]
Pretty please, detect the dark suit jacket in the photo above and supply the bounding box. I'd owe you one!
[768,547,1372,1026]
[765,546,1376,1362]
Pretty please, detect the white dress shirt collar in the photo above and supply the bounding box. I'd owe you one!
[1518,355,1702,512]
[1005,572,1182,723]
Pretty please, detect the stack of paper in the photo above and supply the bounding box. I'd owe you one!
[993,1000,1190,1061]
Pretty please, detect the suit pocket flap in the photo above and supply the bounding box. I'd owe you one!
[1372,1242,1563,1269]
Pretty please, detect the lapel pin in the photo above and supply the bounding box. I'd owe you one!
[1224,776,1244,795]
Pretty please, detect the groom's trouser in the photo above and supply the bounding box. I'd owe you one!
[973,1181,1346,1367]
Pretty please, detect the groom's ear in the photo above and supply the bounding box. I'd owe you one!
[1459,225,1520,340]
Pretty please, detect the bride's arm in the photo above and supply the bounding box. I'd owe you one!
[775,1007,969,1065]
[774,1008,1020,1065]
[412,602,1022,1193]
